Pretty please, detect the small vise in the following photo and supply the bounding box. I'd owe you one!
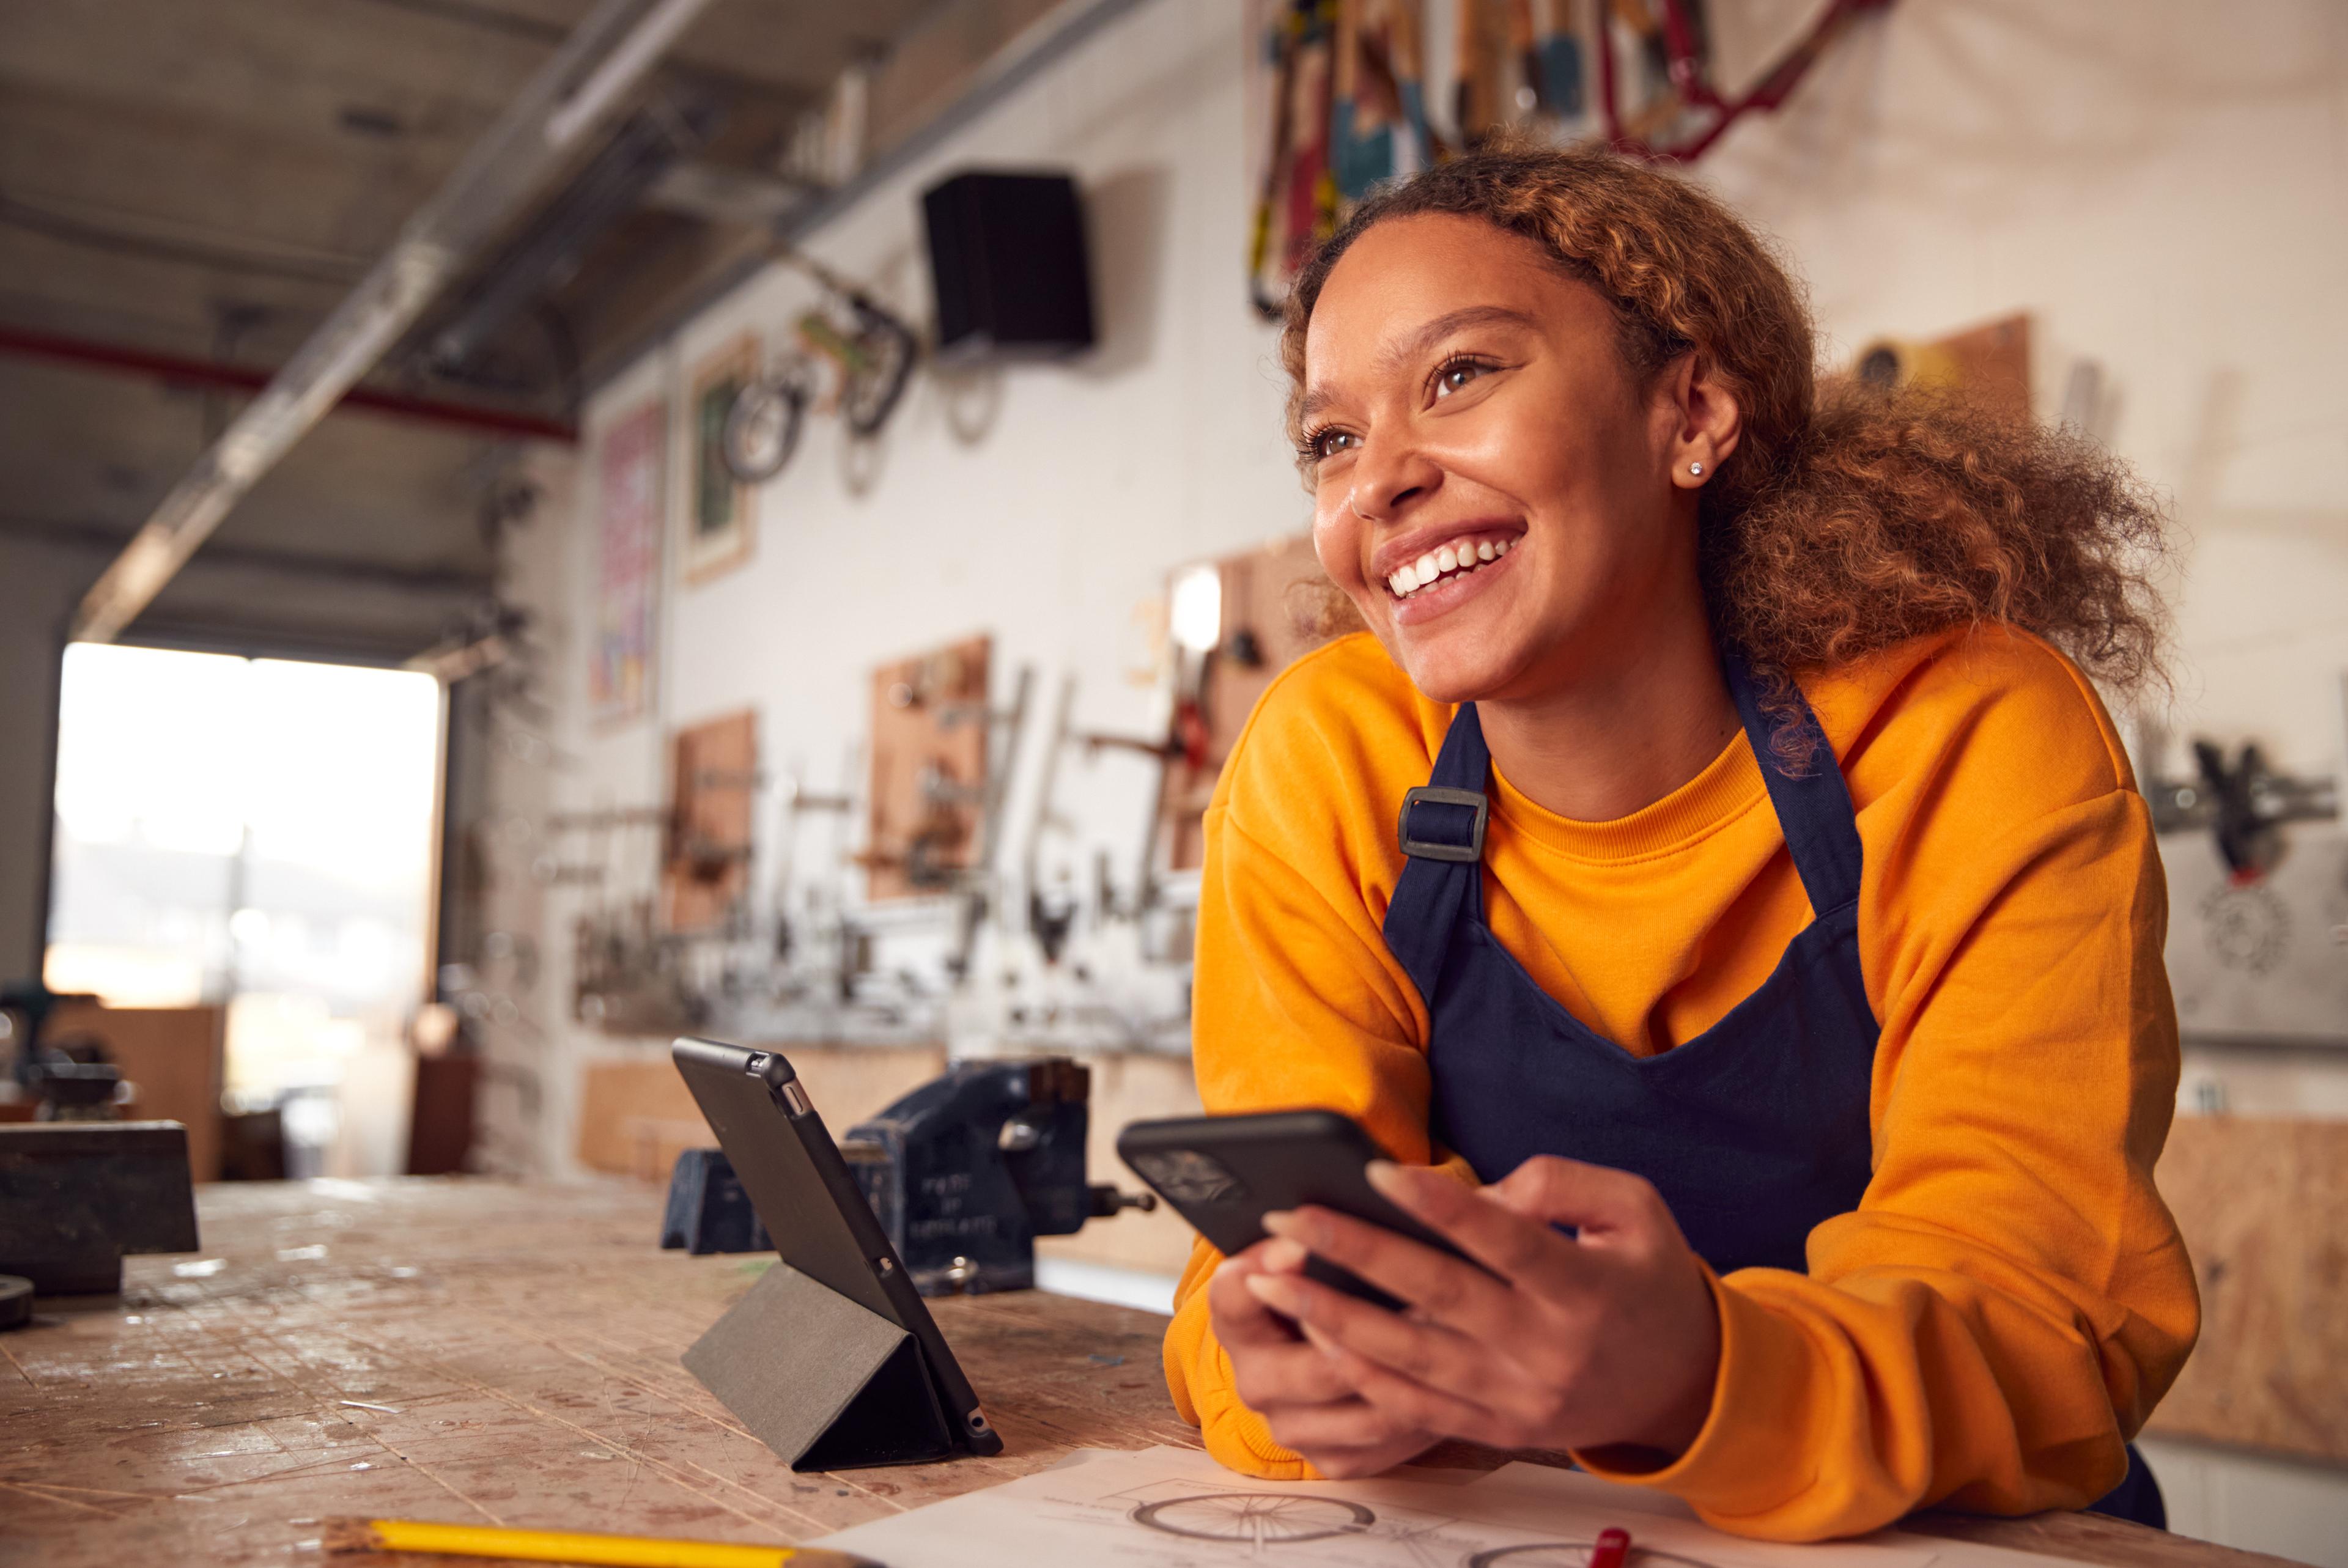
[660,1056,1153,1296]
[840,1057,1154,1295]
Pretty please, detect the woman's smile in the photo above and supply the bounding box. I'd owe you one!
[1383,529,1519,627]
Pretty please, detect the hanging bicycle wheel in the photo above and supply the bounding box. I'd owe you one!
[722,363,813,482]
[841,300,918,438]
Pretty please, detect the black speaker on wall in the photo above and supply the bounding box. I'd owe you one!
[921,170,1096,363]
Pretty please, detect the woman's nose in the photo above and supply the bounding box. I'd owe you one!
[1349,440,1443,521]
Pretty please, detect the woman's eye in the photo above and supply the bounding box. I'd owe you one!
[1433,359,1491,399]
[1313,429,1360,460]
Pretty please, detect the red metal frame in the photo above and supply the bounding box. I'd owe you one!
[0,324,577,446]
[1598,0,1893,164]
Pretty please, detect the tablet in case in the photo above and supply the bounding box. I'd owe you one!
[670,1037,1003,1470]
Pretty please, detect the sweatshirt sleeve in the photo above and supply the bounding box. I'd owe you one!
[1165,787,1467,1479]
[1571,781,2200,1539]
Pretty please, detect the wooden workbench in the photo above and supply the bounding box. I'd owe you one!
[0,1180,2298,1567]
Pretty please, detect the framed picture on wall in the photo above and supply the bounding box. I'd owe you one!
[589,397,665,727]
[683,334,758,584]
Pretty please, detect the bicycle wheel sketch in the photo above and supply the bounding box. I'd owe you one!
[1129,1492,1375,1544]
[1468,1544,1722,1567]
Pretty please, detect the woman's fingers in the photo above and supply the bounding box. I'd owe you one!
[1208,1253,1295,1347]
[1261,1202,1522,1333]
[1254,1390,1417,1453]
[1247,1269,1501,1400]
[1318,1333,1527,1449]
[1480,1154,1673,1242]
[1209,1255,1355,1407]
[1351,1163,1606,1301]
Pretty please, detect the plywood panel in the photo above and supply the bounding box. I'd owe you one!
[575,1042,948,1180]
[2147,1116,2348,1463]
[866,635,991,900]
[1849,312,2033,422]
[1037,1050,1203,1277]
[1932,312,2034,420]
[47,1001,224,1183]
[662,708,758,933]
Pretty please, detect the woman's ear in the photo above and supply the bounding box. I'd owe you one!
[1664,353,1742,487]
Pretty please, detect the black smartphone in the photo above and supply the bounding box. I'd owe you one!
[670,1037,1003,1460]
[1116,1109,1484,1311]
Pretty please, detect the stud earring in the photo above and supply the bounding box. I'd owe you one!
[1688,461,1705,477]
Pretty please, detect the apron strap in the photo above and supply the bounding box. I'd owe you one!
[1722,650,1864,916]
[1383,704,1490,1003]
[1383,657,1863,1001]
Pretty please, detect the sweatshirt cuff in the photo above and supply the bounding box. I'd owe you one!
[1570,1267,1818,1520]
[1163,1268,1318,1480]
[1190,1330,1320,1479]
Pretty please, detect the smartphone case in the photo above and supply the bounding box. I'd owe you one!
[1117,1109,1482,1311]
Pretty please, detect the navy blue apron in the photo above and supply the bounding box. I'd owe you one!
[1379,652,2162,1528]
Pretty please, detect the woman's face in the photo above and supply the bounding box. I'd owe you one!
[1303,213,1708,705]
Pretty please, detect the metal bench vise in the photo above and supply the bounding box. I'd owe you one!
[660,1056,1153,1295]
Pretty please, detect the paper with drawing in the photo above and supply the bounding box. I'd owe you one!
[816,1445,2086,1567]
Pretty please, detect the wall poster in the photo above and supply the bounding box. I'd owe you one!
[590,397,666,727]
[684,334,759,584]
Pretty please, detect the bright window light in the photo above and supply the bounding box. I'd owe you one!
[46,645,443,1173]
[1169,564,1224,655]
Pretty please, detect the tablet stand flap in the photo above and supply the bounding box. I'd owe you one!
[682,1262,957,1471]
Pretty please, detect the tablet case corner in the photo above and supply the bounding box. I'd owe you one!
[683,1261,959,1470]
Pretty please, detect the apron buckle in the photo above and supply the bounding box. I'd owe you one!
[1398,786,1488,863]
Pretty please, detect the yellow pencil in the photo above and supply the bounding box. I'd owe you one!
[322,1516,880,1568]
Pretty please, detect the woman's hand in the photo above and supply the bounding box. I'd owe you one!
[1239,1157,1721,1462]
[1206,1240,1439,1478]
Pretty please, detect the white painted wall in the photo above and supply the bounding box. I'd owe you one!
[1696,0,2348,1110]
[500,1,2348,1555]
[492,0,1302,1179]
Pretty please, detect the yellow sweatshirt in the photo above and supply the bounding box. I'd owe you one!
[1163,625,2198,1540]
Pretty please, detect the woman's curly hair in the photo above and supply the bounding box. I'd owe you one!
[1281,139,2171,702]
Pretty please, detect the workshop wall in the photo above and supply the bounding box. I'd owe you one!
[489,0,1297,1181]
[508,0,2348,1163]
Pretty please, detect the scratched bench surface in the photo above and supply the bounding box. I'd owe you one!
[0,1178,2292,1567]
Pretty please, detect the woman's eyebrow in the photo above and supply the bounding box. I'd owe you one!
[1299,305,1538,425]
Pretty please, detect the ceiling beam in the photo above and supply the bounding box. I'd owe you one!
[0,512,492,593]
[0,324,575,444]
[68,0,719,646]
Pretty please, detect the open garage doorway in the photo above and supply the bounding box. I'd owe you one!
[43,643,442,1177]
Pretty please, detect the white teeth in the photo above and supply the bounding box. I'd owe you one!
[1390,539,1521,600]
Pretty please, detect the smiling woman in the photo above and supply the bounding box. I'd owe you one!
[1162,140,2195,1545]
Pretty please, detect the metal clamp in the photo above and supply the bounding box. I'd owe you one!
[1398,786,1488,863]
